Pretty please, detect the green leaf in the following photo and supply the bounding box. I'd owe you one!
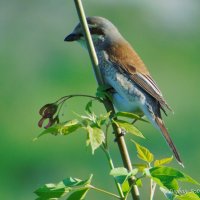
[154,156,174,167]
[160,187,176,200]
[197,191,200,198]
[85,100,93,113]
[80,112,97,123]
[63,177,83,187]
[34,176,93,200]
[96,85,112,100]
[110,167,128,176]
[34,126,59,140]
[136,179,143,187]
[67,188,89,200]
[59,120,82,135]
[131,140,154,163]
[63,175,92,188]
[180,174,200,185]
[115,111,149,123]
[34,120,81,140]
[113,120,145,138]
[110,167,138,185]
[110,167,128,184]
[176,192,200,200]
[147,167,185,190]
[86,126,105,154]
[96,112,111,127]
[122,180,130,196]
[34,182,67,199]
[132,163,148,172]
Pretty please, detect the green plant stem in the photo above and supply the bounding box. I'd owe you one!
[149,163,156,200]
[56,94,102,104]
[101,146,124,198]
[89,185,121,199]
[150,179,156,200]
[73,1,140,199]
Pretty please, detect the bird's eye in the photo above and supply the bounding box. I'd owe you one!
[89,27,104,36]
[77,33,83,38]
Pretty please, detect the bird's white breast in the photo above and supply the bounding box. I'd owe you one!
[97,50,145,115]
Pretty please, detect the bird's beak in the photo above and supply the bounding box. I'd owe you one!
[64,33,80,42]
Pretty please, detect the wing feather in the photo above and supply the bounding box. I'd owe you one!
[130,73,172,111]
[105,40,172,112]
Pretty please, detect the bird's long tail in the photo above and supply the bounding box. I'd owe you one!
[155,117,184,167]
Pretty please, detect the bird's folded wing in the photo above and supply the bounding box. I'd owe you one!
[110,59,172,112]
[130,73,172,111]
[106,42,172,112]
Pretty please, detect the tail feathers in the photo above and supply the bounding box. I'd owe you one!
[155,117,184,167]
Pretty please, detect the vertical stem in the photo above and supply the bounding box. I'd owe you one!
[73,0,140,199]
[101,146,124,198]
[150,179,156,200]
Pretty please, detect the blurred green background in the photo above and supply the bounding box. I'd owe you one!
[1,0,200,199]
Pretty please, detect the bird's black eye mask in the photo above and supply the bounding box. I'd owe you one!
[87,24,105,36]
[76,24,105,39]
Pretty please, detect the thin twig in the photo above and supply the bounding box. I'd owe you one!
[101,146,124,198]
[150,179,157,200]
[56,94,102,104]
[89,185,122,199]
[73,0,140,199]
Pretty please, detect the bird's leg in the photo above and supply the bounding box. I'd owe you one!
[96,84,115,101]
[105,86,116,93]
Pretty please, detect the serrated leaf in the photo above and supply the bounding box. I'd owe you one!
[110,167,138,185]
[66,188,89,200]
[136,179,143,187]
[96,112,111,127]
[176,192,200,200]
[63,177,83,187]
[147,167,185,190]
[110,167,129,177]
[110,167,128,184]
[132,163,148,172]
[34,126,59,140]
[160,187,176,200]
[34,182,67,199]
[179,174,200,185]
[63,175,92,188]
[131,140,154,163]
[122,180,130,196]
[115,112,149,123]
[80,113,96,123]
[34,120,81,140]
[154,156,173,167]
[34,176,93,200]
[113,120,145,138]
[59,120,82,135]
[86,126,105,154]
[85,100,93,113]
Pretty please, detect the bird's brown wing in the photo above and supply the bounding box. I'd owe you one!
[130,72,172,112]
[106,41,172,112]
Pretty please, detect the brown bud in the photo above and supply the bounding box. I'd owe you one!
[39,103,58,118]
[38,103,59,128]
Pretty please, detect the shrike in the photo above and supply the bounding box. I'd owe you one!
[64,16,182,165]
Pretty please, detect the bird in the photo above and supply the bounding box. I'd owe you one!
[64,16,183,166]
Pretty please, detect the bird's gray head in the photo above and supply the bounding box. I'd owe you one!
[64,16,121,49]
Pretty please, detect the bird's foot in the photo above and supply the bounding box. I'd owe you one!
[96,85,115,100]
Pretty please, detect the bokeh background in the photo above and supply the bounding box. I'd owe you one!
[1,0,200,199]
